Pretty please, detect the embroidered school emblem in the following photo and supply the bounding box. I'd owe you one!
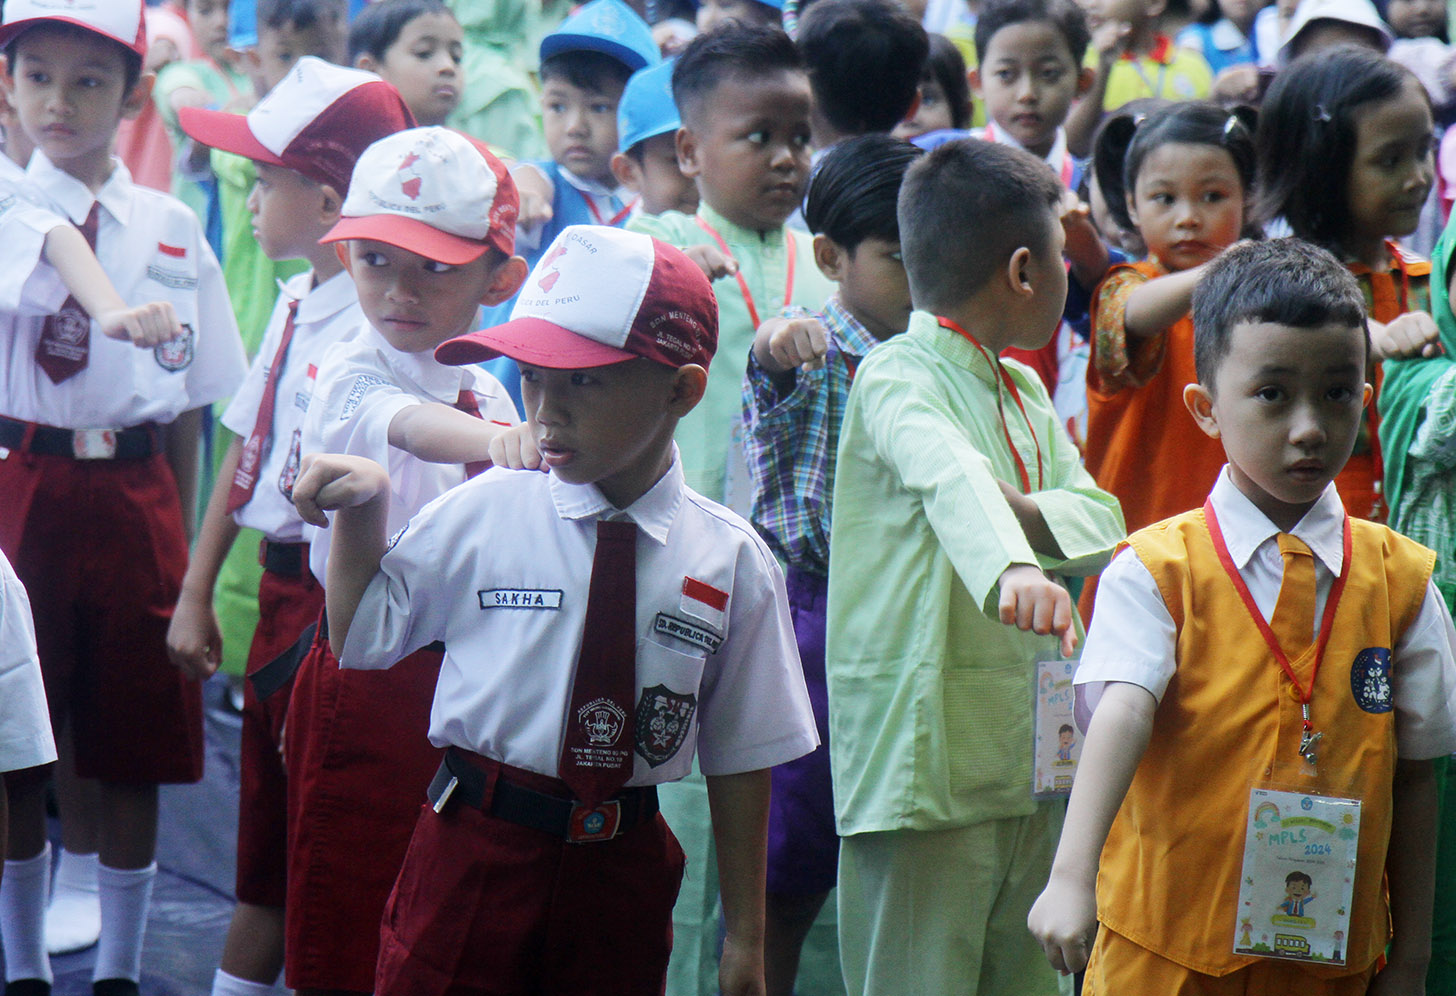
[635,684,696,768]
[1350,647,1393,713]
[579,697,627,747]
[277,428,302,499]
[154,323,195,371]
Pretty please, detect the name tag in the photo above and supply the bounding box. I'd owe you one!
[654,612,721,654]
[479,589,563,610]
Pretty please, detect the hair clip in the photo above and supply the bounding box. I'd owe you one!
[1313,104,1333,123]
[1223,115,1242,137]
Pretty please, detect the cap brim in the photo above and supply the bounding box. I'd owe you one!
[0,17,144,56]
[321,214,494,265]
[435,317,637,368]
[540,34,652,71]
[177,107,284,165]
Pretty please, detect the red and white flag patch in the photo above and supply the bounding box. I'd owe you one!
[157,242,186,258]
[681,577,728,629]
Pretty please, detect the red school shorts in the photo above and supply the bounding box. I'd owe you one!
[234,558,323,908]
[0,450,202,784]
[283,620,444,994]
[375,758,686,996]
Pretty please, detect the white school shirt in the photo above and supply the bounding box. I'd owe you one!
[303,324,518,584]
[0,550,56,773]
[339,450,820,785]
[0,152,245,430]
[1076,468,1456,759]
[0,154,69,319]
[220,270,364,542]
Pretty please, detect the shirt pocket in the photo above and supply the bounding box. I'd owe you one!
[632,637,706,781]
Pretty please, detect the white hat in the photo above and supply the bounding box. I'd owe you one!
[1279,0,1393,64]
[0,0,146,58]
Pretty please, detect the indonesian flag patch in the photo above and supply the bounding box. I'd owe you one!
[680,577,728,629]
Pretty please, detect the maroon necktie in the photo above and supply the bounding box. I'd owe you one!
[453,387,490,479]
[227,300,299,514]
[559,518,638,806]
[36,203,101,384]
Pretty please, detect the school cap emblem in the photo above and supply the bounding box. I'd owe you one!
[537,243,568,293]
[397,151,424,201]
[634,684,695,768]
[1350,647,1393,713]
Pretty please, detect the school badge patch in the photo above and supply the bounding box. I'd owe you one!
[635,685,696,768]
[1350,647,1393,713]
[154,323,195,371]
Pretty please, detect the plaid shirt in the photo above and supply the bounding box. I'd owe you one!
[741,296,881,577]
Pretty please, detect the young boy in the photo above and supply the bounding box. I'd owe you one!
[0,1,247,993]
[611,59,699,220]
[1065,0,1212,155]
[286,125,526,995]
[740,133,923,996]
[1030,237,1456,994]
[826,138,1124,996]
[292,222,818,996]
[168,58,412,996]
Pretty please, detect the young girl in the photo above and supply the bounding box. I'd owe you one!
[1084,100,1256,540]
[1257,45,1442,523]
[1176,0,1263,76]
[893,33,973,141]
[349,0,464,127]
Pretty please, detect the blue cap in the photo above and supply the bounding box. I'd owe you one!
[229,0,257,49]
[540,0,661,73]
[617,60,680,153]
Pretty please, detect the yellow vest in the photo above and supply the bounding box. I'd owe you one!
[1098,509,1434,975]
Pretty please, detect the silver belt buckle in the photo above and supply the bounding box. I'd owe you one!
[71,429,118,460]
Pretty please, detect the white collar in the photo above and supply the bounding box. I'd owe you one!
[1210,17,1249,49]
[27,150,132,227]
[981,122,1069,173]
[548,444,684,546]
[278,269,360,326]
[554,162,624,203]
[1208,467,1347,576]
[359,323,471,404]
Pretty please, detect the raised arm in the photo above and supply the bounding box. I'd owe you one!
[387,402,508,466]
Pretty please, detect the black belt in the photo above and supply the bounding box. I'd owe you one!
[259,540,308,579]
[427,747,658,844]
[0,417,159,460]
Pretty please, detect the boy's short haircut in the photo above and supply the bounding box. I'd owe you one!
[803,133,924,250]
[258,0,348,33]
[1191,238,1370,387]
[540,50,636,93]
[796,0,927,135]
[4,22,142,94]
[347,0,451,63]
[672,21,804,129]
[897,138,1062,311]
[1286,871,1314,886]
[973,0,1091,65]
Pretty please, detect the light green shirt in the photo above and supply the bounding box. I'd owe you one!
[827,311,1124,834]
[629,203,834,504]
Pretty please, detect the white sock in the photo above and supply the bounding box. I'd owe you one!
[92,862,155,984]
[1,843,53,984]
[210,968,278,996]
[45,848,101,955]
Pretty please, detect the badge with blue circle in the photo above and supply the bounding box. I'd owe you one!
[1350,647,1393,713]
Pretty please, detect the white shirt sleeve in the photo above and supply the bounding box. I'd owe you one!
[179,235,246,410]
[1073,546,1178,723]
[0,555,56,773]
[1392,581,1456,759]
[0,196,67,318]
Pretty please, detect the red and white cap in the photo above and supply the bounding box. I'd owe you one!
[0,0,146,58]
[436,225,718,371]
[321,127,517,265]
[178,57,414,196]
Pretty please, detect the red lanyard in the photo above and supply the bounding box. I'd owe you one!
[694,216,796,329]
[578,187,635,227]
[1204,499,1352,740]
[982,122,1074,189]
[937,317,1043,493]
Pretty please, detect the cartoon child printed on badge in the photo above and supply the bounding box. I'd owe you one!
[1278,871,1316,917]
[1056,723,1075,762]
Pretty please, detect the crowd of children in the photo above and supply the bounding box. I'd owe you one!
[3,0,1456,993]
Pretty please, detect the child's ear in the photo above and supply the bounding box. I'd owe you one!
[675,125,701,179]
[1005,245,1036,298]
[812,233,848,282]
[354,53,379,72]
[1183,382,1221,439]
[481,254,528,306]
[1362,381,1373,409]
[609,152,641,193]
[121,72,156,121]
[1076,66,1096,98]
[318,183,343,225]
[668,363,708,414]
[968,68,983,98]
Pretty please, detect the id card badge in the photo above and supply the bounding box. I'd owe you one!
[1233,787,1361,965]
[1033,659,1079,797]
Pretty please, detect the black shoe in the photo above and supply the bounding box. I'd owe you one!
[92,980,140,996]
[4,981,51,996]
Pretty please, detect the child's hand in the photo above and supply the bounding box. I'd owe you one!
[488,422,544,471]
[1371,311,1444,360]
[717,931,766,996]
[754,315,828,374]
[1060,190,1111,290]
[998,564,1077,657]
[291,453,390,528]
[1209,64,1261,103]
[1027,874,1098,975]
[511,164,555,230]
[684,243,739,281]
[166,590,222,680]
[98,301,184,348]
[1090,19,1132,63]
